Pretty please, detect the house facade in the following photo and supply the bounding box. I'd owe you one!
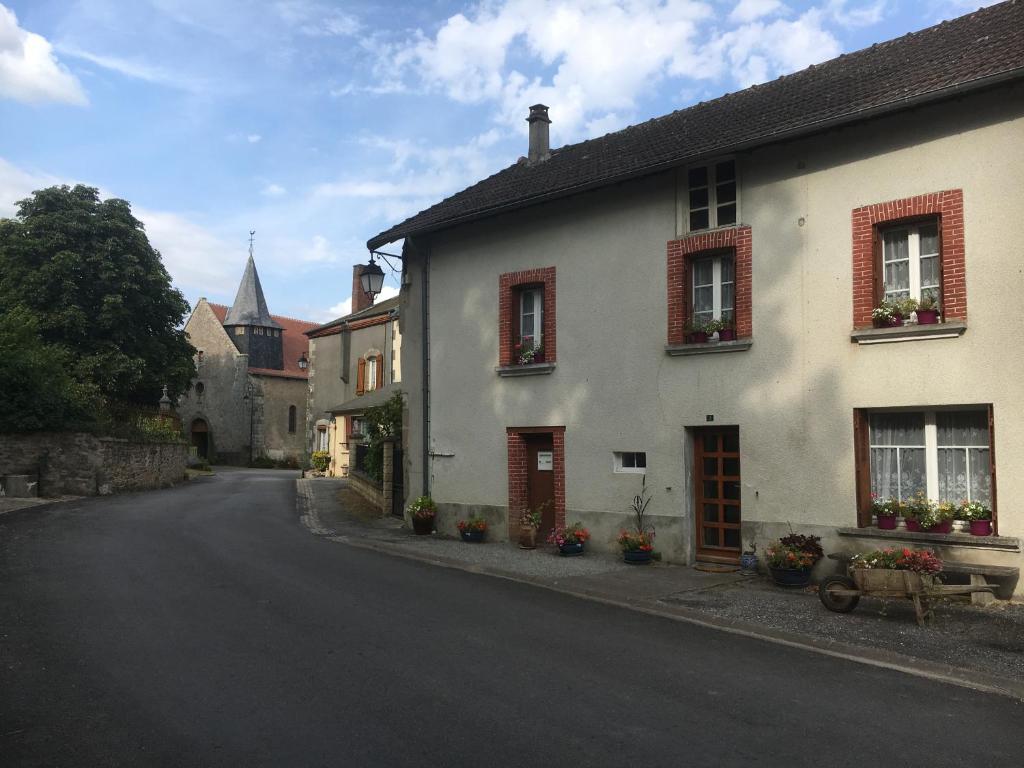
[177,256,316,465]
[305,265,401,481]
[372,3,1024,593]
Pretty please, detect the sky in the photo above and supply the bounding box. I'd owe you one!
[0,0,996,323]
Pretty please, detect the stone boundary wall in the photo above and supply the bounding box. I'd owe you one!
[0,432,187,497]
[348,471,384,511]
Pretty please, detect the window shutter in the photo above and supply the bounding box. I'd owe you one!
[853,410,872,528]
[376,353,384,389]
[356,358,365,395]
[988,404,998,535]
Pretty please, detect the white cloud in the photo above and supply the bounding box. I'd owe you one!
[261,182,286,197]
[0,157,61,217]
[274,1,361,37]
[0,4,87,105]
[824,0,886,28]
[56,45,209,92]
[247,133,262,144]
[322,284,399,322]
[729,0,785,23]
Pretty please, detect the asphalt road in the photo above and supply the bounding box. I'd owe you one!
[2,469,1021,767]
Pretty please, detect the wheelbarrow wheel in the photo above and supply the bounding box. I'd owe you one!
[818,575,860,613]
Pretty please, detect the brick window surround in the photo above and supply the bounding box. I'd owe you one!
[667,226,752,345]
[851,189,965,329]
[499,267,556,366]
[506,426,565,541]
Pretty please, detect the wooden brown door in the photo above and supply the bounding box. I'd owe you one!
[695,428,741,563]
[525,434,556,541]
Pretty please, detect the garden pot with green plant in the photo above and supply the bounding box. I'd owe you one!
[765,531,823,587]
[618,478,655,564]
[684,317,708,344]
[458,516,488,543]
[407,495,437,536]
[549,521,590,555]
[871,494,899,530]
[717,318,736,342]
[310,450,331,475]
[958,500,993,536]
[904,492,954,533]
[518,503,546,549]
[914,293,940,324]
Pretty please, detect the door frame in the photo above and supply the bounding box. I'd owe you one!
[506,426,565,542]
[691,425,742,564]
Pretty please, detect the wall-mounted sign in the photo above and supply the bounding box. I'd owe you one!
[537,451,553,471]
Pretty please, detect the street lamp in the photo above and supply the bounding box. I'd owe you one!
[359,256,385,301]
[242,382,255,465]
[297,352,309,371]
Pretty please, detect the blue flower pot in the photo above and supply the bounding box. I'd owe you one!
[739,553,759,574]
[460,529,486,543]
[559,542,584,556]
[623,550,652,565]
[769,566,811,587]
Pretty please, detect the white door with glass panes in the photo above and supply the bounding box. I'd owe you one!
[882,223,940,305]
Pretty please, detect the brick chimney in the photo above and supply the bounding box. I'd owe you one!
[527,104,550,165]
[352,264,374,314]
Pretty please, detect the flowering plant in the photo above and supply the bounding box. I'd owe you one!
[617,530,654,552]
[765,544,817,571]
[778,531,824,563]
[871,301,901,324]
[549,522,590,547]
[903,491,955,528]
[514,337,544,365]
[871,493,902,518]
[850,547,942,575]
[406,495,438,520]
[957,500,992,521]
[457,516,487,533]
[520,502,548,529]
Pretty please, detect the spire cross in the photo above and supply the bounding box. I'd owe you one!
[248,230,256,258]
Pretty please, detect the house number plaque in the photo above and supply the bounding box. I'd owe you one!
[537,451,553,471]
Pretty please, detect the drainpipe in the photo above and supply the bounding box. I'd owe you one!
[420,240,432,497]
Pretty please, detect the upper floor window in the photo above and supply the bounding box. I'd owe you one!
[235,327,245,336]
[316,426,328,451]
[687,160,737,232]
[498,267,556,370]
[881,221,940,305]
[288,405,297,434]
[691,251,734,328]
[366,356,378,391]
[519,287,543,348]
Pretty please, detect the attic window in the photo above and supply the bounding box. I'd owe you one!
[685,160,737,232]
[235,327,245,336]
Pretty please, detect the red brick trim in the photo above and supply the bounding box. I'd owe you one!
[851,189,965,328]
[498,267,556,366]
[667,226,752,345]
[506,426,565,542]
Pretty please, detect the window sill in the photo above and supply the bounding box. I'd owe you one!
[837,526,1019,552]
[851,321,966,345]
[496,362,556,377]
[665,339,752,357]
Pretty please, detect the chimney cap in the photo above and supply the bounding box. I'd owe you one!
[527,104,550,123]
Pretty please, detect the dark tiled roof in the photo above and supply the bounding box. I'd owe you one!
[305,294,401,338]
[223,256,282,328]
[209,303,318,379]
[368,1,1024,249]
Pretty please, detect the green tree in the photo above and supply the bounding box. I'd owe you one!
[0,309,102,432]
[362,391,403,483]
[0,185,195,406]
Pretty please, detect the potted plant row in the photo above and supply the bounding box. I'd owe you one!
[548,522,591,556]
[684,317,736,344]
[457,516,488,543]
[873,493,994,536]
[765,532,824,587]
[407,495,437,535]
[871,294,940,328]
[513,337,545,365]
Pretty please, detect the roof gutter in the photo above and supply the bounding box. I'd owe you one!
[366,67,1024,251]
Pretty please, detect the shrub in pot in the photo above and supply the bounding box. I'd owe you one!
[518,504,546,549]
[310,450,331,474]
[684,317,708,344]
[914,292,940,325]
[717,318,736,342]
[871,494,899,530]
[618,477,655,564]
[958,500,993,536]
[871,300,903,328]
[407,495,437,535]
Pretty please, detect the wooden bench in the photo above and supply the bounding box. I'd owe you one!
[827,553,1018,605]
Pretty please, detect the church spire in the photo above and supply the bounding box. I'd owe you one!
[224,232,282,329]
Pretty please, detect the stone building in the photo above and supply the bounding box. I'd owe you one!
[304,265,401,479]
[177,255,317,465]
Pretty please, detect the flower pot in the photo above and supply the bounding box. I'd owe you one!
[739,552,759,574]
[623,549,652,565]
[915,309,939,325]
[559,541,584,556]
[519,526,538,549]
[769,566,812,587]
[877,515,898,530]
[969,519,993,537]
[718,328,736,342]
[533,352,545,364]
[687,332,708,344]
[460,529,486,543]
[412,516,434,535]
[932,520,952,534]
[904,518,921,532]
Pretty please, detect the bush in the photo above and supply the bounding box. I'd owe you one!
[311,451,331,472]
[250,456,275,468]
[276,456,301,470]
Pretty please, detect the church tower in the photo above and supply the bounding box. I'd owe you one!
[222,235,284,370]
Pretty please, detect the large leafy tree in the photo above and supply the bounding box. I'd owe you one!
[0,185,195,407]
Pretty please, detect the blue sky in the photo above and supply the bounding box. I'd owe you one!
[0,0,992,322]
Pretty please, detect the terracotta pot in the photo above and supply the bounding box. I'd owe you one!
[904,518,921,532]
[718,328,736,342]
[916,309,939,325]
[969,519,993,536]
[877,515,898,530]
[519,526,537,549]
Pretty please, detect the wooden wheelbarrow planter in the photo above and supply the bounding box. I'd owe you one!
[818,568,995,627]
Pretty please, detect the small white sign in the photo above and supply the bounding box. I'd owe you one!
[537,451,553,471]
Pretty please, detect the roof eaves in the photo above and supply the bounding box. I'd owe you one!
[367,66,1024,251]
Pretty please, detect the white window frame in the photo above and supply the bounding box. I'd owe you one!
[869,409,990,502]
[881,222,940,304]
[613,451,647,474]
[519,288,543,346]
[317,427,329,452]
[679,158,739,235]
[691,252,735,327]
[365,357,378,391]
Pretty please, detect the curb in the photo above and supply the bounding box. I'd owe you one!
[295,480,1024,703]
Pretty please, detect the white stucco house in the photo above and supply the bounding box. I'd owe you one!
[368,3,1024,595]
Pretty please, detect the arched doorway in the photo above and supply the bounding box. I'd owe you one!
[191,418,209,459]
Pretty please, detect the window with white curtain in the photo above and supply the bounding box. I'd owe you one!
[691,253,735,328]
[881,222,940,304]
[869,410,990,504]
[519,288,543,346]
